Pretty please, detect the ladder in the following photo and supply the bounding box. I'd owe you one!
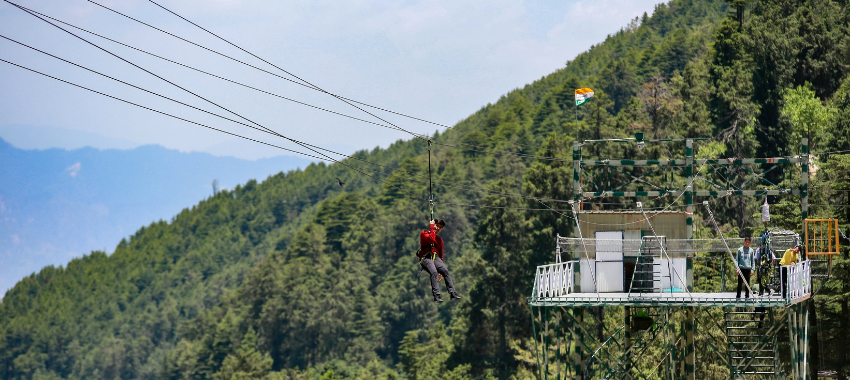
[724,307,780,379]
[630,236,666,293]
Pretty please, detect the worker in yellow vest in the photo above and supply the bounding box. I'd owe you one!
[779,245,801,298]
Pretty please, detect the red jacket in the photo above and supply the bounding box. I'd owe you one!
[419,224,444,261]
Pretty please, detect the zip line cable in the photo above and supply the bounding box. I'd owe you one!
[84,0,589,157]
[148,0,619,156]
[3,26,768,213]
[0,33,428,180]
[0,43,577,209]
[0,58,429,203]
[145,0,327,94]
[0,59,323,162]
[147,0,562,157]
[1,55,616,216]
[2,52,729,225]
[73,0,451,131]
[22,1,822,166]
[2,7,413,135]
[6,0,367,179]
[15,0,581,163]
[0,33,590,202]
[11,2,673,164]
[13,3,822,212]
[0,32,634,205]
[9,3,839,230]
[84,0,422,142]
[113,0,571,161]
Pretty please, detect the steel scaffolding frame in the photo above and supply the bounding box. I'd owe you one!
[527,138,813,380]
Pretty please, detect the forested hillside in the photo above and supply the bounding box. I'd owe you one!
[2,0,850,379]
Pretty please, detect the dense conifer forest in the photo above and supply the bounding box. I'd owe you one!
[2,0,849,378]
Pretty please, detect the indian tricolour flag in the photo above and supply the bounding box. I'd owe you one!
[575,88,594,106]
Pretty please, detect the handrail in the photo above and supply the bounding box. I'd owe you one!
[534,261,576,298]
[531,259,812,303]
[786,260,811,302]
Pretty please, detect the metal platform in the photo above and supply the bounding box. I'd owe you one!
[529,291,809,307]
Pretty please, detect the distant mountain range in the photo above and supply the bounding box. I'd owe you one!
[0,137,312,295]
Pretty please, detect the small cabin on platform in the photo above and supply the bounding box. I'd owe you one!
[572,210,689,293]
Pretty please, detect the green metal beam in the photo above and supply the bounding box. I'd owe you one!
[582,190,800,197]
[529,296,790,308]
[579,157,805,167]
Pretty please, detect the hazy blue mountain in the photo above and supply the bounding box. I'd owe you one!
[0,138,312,295]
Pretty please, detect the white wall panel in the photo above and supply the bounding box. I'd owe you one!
[596,262,624,292]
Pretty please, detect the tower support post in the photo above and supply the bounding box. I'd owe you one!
[572,143,582,294]
[801,138,809,232]
[624,306,632,380]
[685,307,695,380]
[686,139,694,291]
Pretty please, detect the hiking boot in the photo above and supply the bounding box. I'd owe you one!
[434,294,444,303]
[449,292,462,301]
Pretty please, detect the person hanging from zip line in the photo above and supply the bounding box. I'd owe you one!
[419,219,461,303]
[735,237,755,299]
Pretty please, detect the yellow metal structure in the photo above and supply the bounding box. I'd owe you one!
[804,218,840,256]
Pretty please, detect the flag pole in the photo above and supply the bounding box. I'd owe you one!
[574,91,578,142]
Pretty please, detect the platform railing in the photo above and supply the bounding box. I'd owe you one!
[534,261,575,298]
[531,258,811,304]
[786,261,811,302]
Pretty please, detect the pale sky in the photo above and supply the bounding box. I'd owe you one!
[0,0,664,160]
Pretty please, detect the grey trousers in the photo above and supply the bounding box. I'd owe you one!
[421,257,456,297]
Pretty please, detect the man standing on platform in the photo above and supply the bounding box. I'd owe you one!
[779,245,801,298]
[736,237,755,299]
